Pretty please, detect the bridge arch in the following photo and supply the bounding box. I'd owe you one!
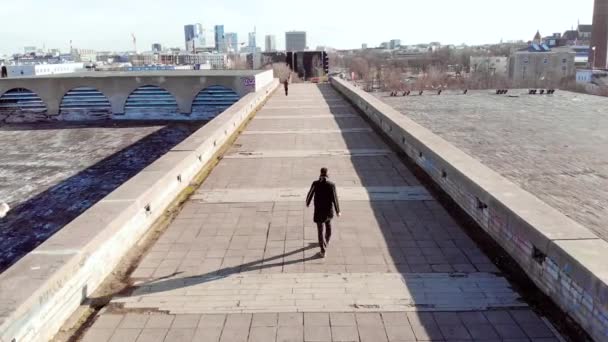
[121,85,179,119]
[59,87,112,121]
[191,85,240,119]
[0,88,48,122]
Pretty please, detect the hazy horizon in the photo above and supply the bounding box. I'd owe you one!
[0,0,595,55]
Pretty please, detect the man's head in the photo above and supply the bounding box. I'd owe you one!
[320,167,328,177]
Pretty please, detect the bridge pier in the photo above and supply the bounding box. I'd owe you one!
[108,93,129,115]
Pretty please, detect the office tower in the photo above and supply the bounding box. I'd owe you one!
[248,29,257,49]
[184,23,203,52]
[214,25,225,52]
[225,32,238,53]
[286,31,306,51]
[265,35,276,52]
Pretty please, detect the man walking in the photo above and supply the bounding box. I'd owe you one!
[306,168,340,258]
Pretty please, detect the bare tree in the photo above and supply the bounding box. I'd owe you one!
[414,72,426,91]
[267,63,292,81]
[230,55,248,70]
[328,52,343,69]
[382,67,402,91]
[426,66,446,88]
[349,57,370,81]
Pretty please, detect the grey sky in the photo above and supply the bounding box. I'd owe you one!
[0,0,595,55]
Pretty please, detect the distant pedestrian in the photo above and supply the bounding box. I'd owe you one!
[306,168,341,258]
[283,78,289,96]
[1,65,7,78]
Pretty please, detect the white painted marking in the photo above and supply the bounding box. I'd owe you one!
[267,99,345,103]
[224,149,393,159]
[113,272,525,314]
[263,105,350,110]
[255,114,358,120]
[242,128,372,135]
[191,186,433,202]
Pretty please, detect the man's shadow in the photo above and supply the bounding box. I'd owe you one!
[119,243,321,297]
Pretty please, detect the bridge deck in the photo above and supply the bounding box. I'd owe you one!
[77,84,561,342]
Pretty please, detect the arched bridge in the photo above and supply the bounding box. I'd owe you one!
[0,70,273,121]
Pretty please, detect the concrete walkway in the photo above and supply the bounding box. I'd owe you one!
[78,84,561,341]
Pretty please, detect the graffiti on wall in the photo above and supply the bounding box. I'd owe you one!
[242,77,255,89]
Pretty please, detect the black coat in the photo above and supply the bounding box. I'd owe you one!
[306,178,340,223]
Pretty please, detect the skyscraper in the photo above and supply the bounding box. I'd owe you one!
[184,23,203,52]
[591,0,608,68]
[225,33,238,53]
[215,25,225,52]
[248,28,257,49]
[286,31,306,51]
[265,35,276,52]
[202,26,214,49]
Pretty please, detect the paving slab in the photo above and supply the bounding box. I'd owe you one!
[77,84,560,341]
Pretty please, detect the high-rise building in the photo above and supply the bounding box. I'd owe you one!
[203,26,214,49]
[389,39,401,49]
[184,24,195,50]
[225,33,238,53]
[591,0,608,68]
[152,43,162,53]
[265,35,276,52]
[248,29,257,49]
[184,23,204,52]
[362,44,368,49]
[286,31,306,51]
[214,25,225,52]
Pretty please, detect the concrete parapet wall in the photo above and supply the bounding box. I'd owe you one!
[330,77,608,341]
[0,79,279,342]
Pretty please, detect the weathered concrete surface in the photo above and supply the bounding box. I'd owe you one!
[0,69,273,115]
[0,80,278,342]
[76,84,562,341]
[80,310,559,342]
[0,122,203,272]
[331,79,607,341]
[375,90,608,243]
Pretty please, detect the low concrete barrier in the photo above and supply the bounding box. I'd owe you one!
[0,79,279,342]
[331,77,608,341]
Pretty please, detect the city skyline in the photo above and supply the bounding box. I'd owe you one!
[0,0,596,55]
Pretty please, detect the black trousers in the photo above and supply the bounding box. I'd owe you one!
[316,220,332,252]
[284,87,288,96]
